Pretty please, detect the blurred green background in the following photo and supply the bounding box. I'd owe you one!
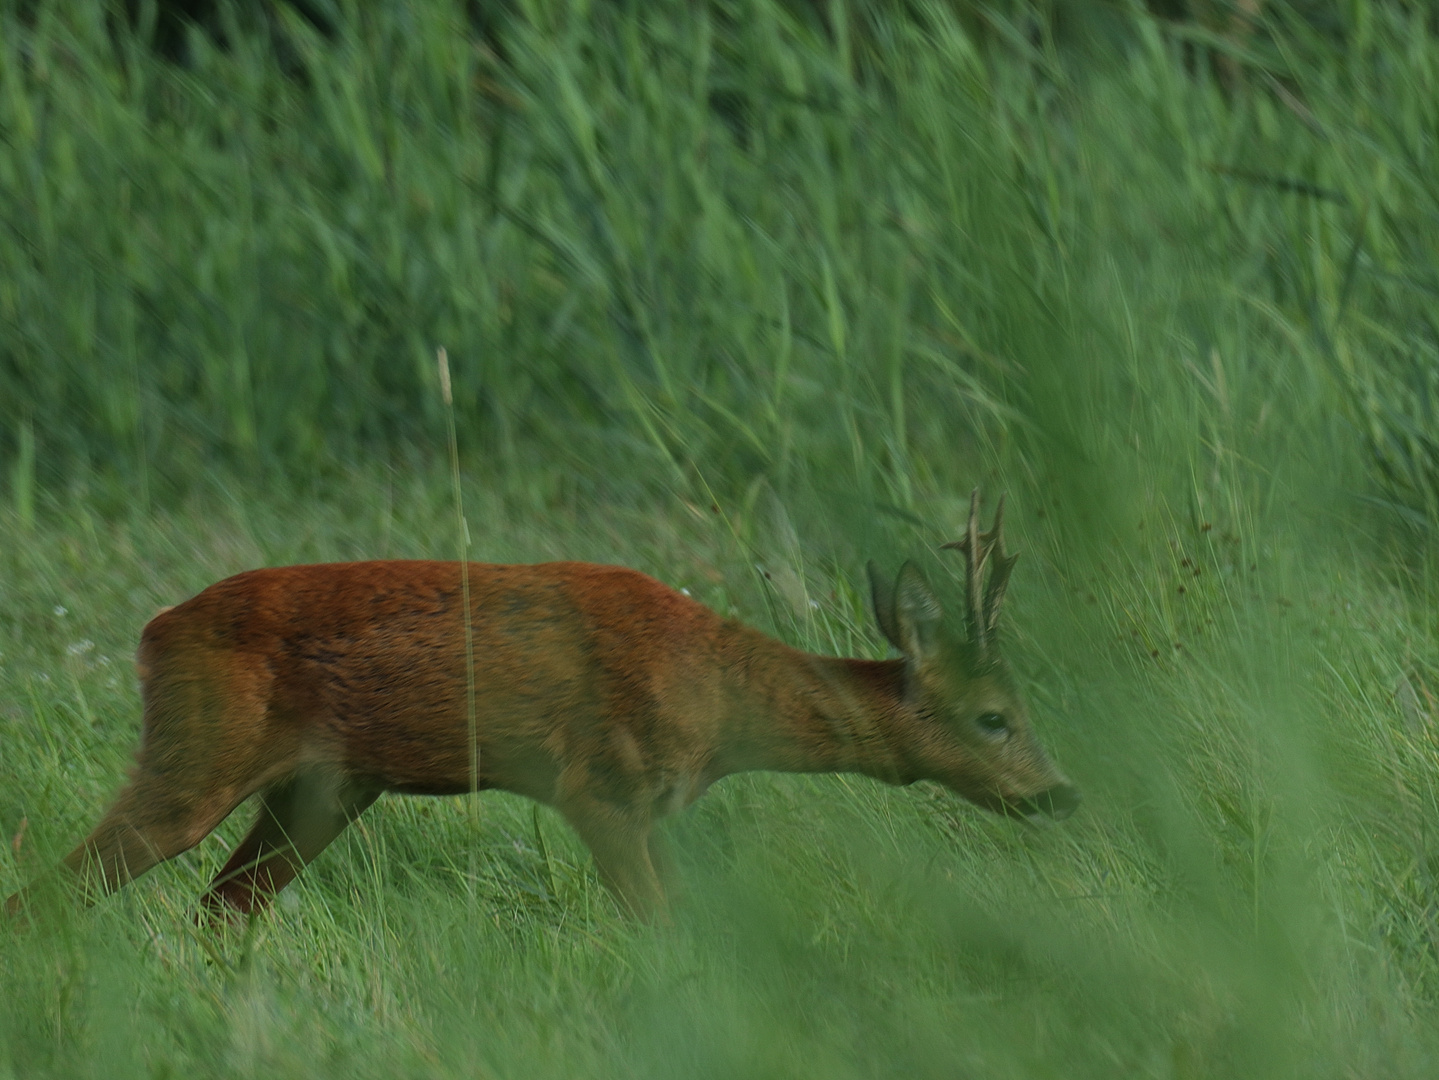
[4,0,1439,1075]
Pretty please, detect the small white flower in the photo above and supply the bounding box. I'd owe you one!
[67,639,95,657]
[53,605,67,617]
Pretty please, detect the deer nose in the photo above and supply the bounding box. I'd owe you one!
[1020,783,1081,821]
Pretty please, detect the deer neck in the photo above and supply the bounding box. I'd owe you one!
[719,639,912,785]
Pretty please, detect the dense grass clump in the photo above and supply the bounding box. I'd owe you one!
[5,1,1439,1076]
[1,0,1434,510]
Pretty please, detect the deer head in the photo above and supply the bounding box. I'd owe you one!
[868,490,1078,821]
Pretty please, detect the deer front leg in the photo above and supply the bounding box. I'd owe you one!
[559,794,667,921]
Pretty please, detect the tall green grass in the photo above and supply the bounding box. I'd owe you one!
[4,0,1439,1076]
[5,461,1439,1077]
[2,0,1432,514]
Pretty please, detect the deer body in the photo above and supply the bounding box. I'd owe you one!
[6,497,1077,920]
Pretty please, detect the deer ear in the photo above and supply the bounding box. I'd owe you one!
[868,561,903,652]
[894,562,943,660]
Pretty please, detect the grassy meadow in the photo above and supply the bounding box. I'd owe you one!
[5,0,1439,1075]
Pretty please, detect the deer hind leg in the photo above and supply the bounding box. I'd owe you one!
[2,767,245,918]
[59,649,284,905]
[200,769,379,919]
[57,767,247,900]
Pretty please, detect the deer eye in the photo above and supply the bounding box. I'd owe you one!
[975,712,1009,738]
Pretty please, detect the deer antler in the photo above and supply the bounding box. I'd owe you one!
[980,495,1019,644]
[940,489,987,653]
[940,489,1019,655]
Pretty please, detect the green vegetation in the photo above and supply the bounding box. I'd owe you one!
[4,0,1439,1075]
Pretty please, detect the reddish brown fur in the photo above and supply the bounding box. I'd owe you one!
[6,555,1076,921]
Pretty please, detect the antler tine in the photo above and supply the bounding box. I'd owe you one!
[983,492,1006,553]
[939,488,989,652]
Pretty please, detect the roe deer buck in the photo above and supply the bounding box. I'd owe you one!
[4,491,1076,921]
